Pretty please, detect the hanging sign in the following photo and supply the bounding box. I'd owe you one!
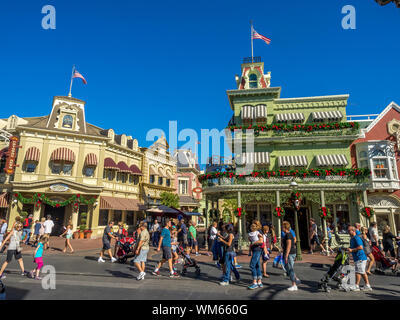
[4,136,20,175]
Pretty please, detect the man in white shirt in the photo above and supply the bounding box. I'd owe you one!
[43,215,54,250]
[368,222,379,249]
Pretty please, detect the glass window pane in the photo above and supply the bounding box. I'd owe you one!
[85,167,94,177]
[63,164,72,175]
[26,162,36,173]
[98,210,109,226]
[52,163,61,174]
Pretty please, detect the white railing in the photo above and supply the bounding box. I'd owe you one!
[346,114,379,122]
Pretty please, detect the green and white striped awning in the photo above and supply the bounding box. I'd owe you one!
[316,154,348,167]
[275,113,305,122]
[241,105,267,120]
[236,152,270,165]
[278,155,308,168]
[312,111,343,121]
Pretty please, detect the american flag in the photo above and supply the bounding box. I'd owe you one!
[252,29,271,45]
[73,69,87,84]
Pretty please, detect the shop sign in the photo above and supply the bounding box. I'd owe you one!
[4,136,20,175]
[49,184,70,192]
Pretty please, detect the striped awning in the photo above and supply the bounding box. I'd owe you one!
[0,193,8,208]
[84,153,98,167]
[236,152,270,165]
[316,154,348,167]
[50,147,76,163]
[241,105,254,120]
[25,147,40,162]
[117,161,131,173]
[129,164,143,175]
[104,158,119,170]
[278,155,308,168]
[254,104,267,119]
[275,113,305,122]
[100,196,140,211]
[312,111,343,121]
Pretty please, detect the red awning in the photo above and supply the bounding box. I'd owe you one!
[50,147,76,163]
[25,147,40,162]
[84,153,98,167]
[100,196,140,210]
[129,164,143,175]
[117,161,131,173]
[104,158,120,170]
[0,193,9,208]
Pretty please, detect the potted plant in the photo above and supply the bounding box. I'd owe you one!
[79,225,85,239]
[73,230,80,239]
[84,229,93,239]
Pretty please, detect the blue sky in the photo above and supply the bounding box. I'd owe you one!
[1,0,399,161]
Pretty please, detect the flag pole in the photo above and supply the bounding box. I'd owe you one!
[250,20,254,63]
[68,65,75,97]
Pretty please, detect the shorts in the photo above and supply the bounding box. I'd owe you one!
[6,250,22,262]
[34,257,44,270]
[188,238,197,247]
[310,235,320,245]
[162,246,172,260]
[354,260,367,274]
[133,249,149,263]
[102,241,111,250]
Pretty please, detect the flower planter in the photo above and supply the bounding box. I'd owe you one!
[73,231,80,240]
[79,231,85,239]
[85,232,92,239]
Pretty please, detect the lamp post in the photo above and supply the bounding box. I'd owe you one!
[289,181,302,261]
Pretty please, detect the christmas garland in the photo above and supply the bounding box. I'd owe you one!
[14,192,97,210]
[199,168,370,182]
[274,207,285,218]
[361,207,375,218]
[290,191,302,209]
[319,206,332,219]
[234,207,246,217]
[228,121,359,135]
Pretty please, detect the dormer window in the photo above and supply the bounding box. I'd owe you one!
[249,74,258,88]
[62,115,74,128]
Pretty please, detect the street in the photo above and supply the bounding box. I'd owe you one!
[1,249,399,300]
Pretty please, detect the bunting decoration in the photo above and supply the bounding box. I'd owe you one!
[14,192,97,209]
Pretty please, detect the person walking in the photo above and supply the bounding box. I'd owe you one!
[134,221,150,280]
[261,225,270,278]
[360,226,375,275]
[218,224,240,286]
[210,221,218,262]
[29,237,47,280]
[177,219,188,248]
[0,222,27,279]
[152,219,179,278]
[43,215,54,250]
[150,219,160,248]
[368,222,380,249]
[22,214,33,245]
[382,225,400,259]
[188,220,199,256]
[282,221,300,291]
[347,226,372,291]
[309,218,326,254]
[0,219,7,248]
[248,223,264,289]
[98,221,117,263]
[59,224,74,253]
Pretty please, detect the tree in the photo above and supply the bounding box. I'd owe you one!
[160,192,179,208]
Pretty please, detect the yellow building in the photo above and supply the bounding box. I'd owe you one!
[0,96,146,238]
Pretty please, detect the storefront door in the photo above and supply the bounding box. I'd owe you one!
[284,207,310,250]
[44,205,65,236]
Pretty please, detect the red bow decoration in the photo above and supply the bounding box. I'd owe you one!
[237,207,242,217]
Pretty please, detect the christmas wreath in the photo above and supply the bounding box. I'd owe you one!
[290,191,302,210]
[361,207,375,218]
[274,207,285,218]
[234,207,246,217]
[319,206,332,219]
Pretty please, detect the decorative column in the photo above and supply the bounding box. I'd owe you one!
[320,190,329,256]
[276,190,281,246]
[333,204,338,233]
[362,190,369,227]
[71,205,79,232]
[389,207,396,234]
[205,196,209,250]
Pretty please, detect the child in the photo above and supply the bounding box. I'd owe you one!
[60,224,74,253]
[30,237,46,280]
[171,228,179,265]
[32,220,41,247]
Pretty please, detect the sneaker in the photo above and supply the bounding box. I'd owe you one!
[195,252,199,256]
[350,285,360,292]
[235,264,242,269]
[258,282,263,288]
[0,274,6,280]
[248,283,259,290]
[362,285,372,291]
[21,271,28,276]
[219,281,229,286]
[169,272,180,278]
[136,272,145,280]
[287,285,298,291]
[98,257,105,263]
[111,257,117,263]
[152,270,160,276]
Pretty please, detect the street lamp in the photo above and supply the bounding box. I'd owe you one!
[289,181,302,261]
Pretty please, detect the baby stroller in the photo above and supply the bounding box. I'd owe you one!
[318,247,351,292]
[116,236,136,264]
[177,245,201,277]
[371,245,397,274]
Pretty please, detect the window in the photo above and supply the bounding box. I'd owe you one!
[113,210,122,224]
[63,164,73,176]
[108,170,114,181]
[158,177,163,185]
[51,162,73,175]
[179,180,188,195]
[62,115,73,128]
[166,179,171,187]
[98,210,109,226]
[335,204,350,234]
[126,211,134,225]
[25,162,37,173]
[51,163,61,174]
[249,74,258,88]
[117,173,127,183]
[150,175,155,184]
[84,167,95,177]
[373,159,388,179]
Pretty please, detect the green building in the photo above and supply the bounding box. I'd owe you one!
[201,59,371,253]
